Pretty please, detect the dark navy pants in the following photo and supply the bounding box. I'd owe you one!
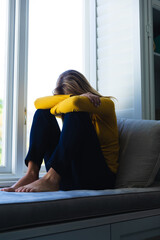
[25,109,116,190]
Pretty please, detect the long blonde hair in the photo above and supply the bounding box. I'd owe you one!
[53,70,102,97]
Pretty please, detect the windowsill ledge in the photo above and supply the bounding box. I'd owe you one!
[0,172,45,188]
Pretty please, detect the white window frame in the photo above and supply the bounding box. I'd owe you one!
[0,0,15,175]
[12,0,29,178]
[0,0,29,186]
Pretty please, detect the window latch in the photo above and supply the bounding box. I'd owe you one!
[24,107,27,125]
[146,23,152,38]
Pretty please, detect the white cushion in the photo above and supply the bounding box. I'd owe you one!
[115,118,160,188]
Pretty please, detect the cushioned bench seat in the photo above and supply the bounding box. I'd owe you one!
[0,187,160,233]
[1,118,160,235]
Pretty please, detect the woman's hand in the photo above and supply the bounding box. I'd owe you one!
[81,92,101,107]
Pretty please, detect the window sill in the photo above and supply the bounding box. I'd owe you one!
[0,172,45,188]
[0,174,19,188]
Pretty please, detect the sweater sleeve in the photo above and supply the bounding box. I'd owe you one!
[34,95,71,109]
[50,96,115,117]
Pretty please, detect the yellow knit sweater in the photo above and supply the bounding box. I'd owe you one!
[34,95,119,173]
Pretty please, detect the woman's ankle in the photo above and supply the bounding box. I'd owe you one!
[26,170,39,179]
[43,168,61,185]
[27,161,40,177]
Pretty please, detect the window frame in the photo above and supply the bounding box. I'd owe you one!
[0,0,29,184]
[0,0,15,174]
[12,0,29,177]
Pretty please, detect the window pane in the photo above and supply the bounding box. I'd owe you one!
[27,0,83,153]
[0,0,8,166]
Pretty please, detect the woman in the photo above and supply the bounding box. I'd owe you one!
[1,70,119,192]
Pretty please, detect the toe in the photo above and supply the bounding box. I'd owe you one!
[1,188,15,192]
[15,187,23,192]
[22,188,28,192]
[29,188,36,192]
[26,188,31,192]
[6,188,15,192]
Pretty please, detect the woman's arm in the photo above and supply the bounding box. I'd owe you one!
[80,92,101,107]
[50,95,115,117]
[34,95,71,109]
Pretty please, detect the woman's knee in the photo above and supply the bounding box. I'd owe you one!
[32,109,60,135]
[34,109,57,123]
[63,112,90,123]
[34,109,51,118]
[62,112,93,135]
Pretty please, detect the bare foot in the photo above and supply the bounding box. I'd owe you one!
[15,168,60,192]
[15,178,59,192]
[0,172,39,192]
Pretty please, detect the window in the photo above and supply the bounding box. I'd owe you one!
[0,0,91,183]
[26,0,84,172]
[0,0,8,167]
[27,0,84,140]
[0,0,15,174]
